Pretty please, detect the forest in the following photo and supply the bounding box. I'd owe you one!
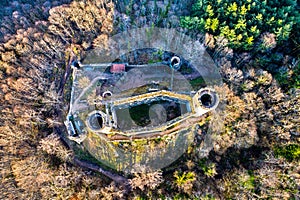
[0,0,299,199]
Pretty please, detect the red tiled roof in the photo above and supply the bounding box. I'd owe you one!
[110,64,125,73]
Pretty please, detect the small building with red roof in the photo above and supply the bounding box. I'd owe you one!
[110,64,125,73]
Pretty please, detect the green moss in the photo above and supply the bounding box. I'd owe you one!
[242,171,256,191]
[133,196,147,200]
[174,193,188,200]
[274,144,300,161]
[153,48,164,61]
[148,58,162,64]
[73,145,99,163]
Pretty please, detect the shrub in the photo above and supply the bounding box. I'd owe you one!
[180,0,299,50]
[199,160,217,178]
[38,133,72,162]
[173,171,196,193]
[129,165,164,191]
[275,60,300,90]
[220,169,257,198]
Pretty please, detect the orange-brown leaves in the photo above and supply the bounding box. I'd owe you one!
[1,51,16,63]
[93,34,109,49]
[38,133,72,162]
[11,156,53,192]
[214,84,246,126]
[48,0,114,43]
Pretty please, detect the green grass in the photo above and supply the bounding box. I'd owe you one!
[179,63,194,74]
[190,77,206,89]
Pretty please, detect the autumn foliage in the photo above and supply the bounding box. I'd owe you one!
[0,0,116,199]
